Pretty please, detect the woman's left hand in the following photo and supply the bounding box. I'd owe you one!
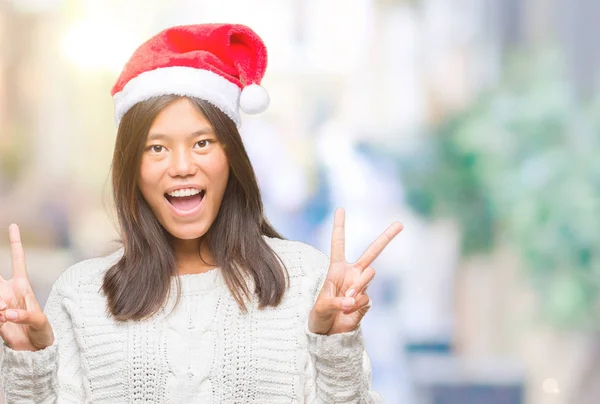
[308,208,403,335]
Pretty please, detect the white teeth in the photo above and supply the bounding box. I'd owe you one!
[168,188,201,197]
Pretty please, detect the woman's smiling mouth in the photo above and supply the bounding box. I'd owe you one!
[164,188,206,216]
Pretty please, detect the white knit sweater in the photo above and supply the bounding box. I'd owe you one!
[1,237,382,403]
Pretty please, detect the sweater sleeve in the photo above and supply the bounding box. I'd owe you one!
[1,272,87,403]
[303,245,383,403]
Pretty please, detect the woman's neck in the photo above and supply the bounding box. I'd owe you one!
[172,238,217,275]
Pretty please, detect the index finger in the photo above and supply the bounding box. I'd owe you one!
[355,222,403,270]
[330,208,346,264]
[9,224,28,279]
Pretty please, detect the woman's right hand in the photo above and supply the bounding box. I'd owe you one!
[0,224,54,351]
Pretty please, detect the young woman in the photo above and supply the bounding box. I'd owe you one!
[0,24,402,403]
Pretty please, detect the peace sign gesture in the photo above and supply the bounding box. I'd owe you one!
[0,224,54,351]
[308,208,403,335]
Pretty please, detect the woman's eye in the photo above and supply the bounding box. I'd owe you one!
[149,145,164,153]
[195,139,212,148]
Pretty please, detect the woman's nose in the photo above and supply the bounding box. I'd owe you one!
[168,149,198,177]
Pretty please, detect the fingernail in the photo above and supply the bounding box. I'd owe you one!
[5,310,17,321]
[345,289,356,298]
[0,301,6,310]
[342,297,355,309]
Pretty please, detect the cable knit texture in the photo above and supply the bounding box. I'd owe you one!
[0,237,382,403]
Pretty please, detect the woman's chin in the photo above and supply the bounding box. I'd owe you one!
[165,223,209,241]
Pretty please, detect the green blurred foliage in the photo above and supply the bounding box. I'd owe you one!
[401,51,600,329]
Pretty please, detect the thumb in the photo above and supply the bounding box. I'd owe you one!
[313,296,356,317]
[5,307,47,331]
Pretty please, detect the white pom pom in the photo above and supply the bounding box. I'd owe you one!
[239,84,270,114]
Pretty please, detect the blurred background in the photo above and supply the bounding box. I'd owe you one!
[0,0,599,403]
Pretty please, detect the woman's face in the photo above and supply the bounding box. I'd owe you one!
[138,98,230,241]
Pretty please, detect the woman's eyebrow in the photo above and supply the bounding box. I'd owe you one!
[146,129,214,142]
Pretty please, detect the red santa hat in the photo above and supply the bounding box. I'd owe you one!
[111,23,270,127]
